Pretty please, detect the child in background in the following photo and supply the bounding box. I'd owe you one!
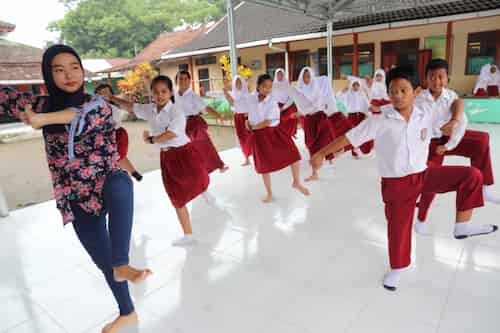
[95,83,143,181]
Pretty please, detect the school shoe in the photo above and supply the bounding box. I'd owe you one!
[172,235,198,247]
[383,268,406,291]
[453,222,498,240]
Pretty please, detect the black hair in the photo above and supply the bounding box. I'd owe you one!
[386,65,420,90]
[256,74,272,93]
[95,83,114,95]
[176,70,191,82]
[425,58,449,76]
[151,75,175,103]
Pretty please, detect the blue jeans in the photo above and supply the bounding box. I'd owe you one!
[71,171,134,316]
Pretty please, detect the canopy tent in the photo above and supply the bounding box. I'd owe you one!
[225,0,461,81]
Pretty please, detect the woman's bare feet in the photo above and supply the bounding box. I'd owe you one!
[305,173,319,182]
[262,193,273,203]
[220,165,230,173]
[113,265,153,284]
[102,312,138,333]
[293,182,310,196]
[241,158,250,166]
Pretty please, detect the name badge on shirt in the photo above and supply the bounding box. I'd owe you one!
[420,128,428,141]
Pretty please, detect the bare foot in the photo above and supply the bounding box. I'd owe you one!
[293,183,310,196]
[262,194,273,203]
[220,165,229,173]
[241,160,250,166]
[102,312,138,333]
[305,174,319,182]
[113,265,153,284]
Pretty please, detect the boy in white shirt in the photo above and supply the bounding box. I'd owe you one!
[415,59,499,234]
[311,65,497,291]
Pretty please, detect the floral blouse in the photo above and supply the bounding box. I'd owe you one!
[0,87,119,225]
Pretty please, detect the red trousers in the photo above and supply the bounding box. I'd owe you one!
[382,167,484,269]
[186,115,225,173]
[417,130,493,221]
[348,112,374,155]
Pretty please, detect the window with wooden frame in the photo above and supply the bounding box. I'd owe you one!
[465,30,500,75]
[266,52,286,78]
[290,50,310,81]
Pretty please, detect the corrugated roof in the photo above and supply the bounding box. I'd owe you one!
[165,0,500,57]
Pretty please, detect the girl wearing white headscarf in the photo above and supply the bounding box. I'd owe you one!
[474,64,491,96]
[294,66,336,181]
[273,68,299,137]
[336,78,373,156]
[223,75,252,165]
[369,69,391,109]
[486,64,500,96]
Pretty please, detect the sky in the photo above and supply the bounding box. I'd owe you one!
[0,0,65,48]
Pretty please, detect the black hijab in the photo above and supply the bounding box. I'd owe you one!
[41,44,86,133]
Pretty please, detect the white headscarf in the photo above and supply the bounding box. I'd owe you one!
[230,75,251,113]
[345,79,370,113]
[370,69,389,100]
[473,64,490,94]
[272,68,291,103]
[294,67,338,115]
[487,64,500,86]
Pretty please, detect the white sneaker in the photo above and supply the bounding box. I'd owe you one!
[172,235,198,247]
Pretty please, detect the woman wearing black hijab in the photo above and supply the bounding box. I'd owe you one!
[0,44,151,333]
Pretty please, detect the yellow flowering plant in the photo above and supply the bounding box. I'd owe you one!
[118,63,158,103]
[219,54,253,81]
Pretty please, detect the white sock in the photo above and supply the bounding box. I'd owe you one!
[454,221,498,239]
[414,220,430,235]
[172,234,197,247]
[383,268,406,291]
[483,186,500,204]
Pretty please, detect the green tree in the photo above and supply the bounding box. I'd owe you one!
[49,0,227,58]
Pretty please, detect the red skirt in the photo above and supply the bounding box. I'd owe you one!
[186,115,225,173]
[474,88,487,97]
[303,111,335,160]
[328,112,355,153]
[234,113,252,158]
[249,126,301,174]
[160,143,210,208]
[116,127,129,161]
[487,85,499,97]
[278,102,299,137]
[370,99,391,114]
[348,112,374,155]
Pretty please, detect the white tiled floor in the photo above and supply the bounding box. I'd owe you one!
[1,123,500,333]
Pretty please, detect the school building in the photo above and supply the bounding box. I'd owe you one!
[156,0,500,95]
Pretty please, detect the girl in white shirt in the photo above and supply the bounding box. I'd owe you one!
[175,71,229,174]
[246,74,310,203]
[223,75,252,166]
[295,67,336,181]
[95,83,143,182]
[369,69,391,108]
[312,66,497,291]
[112,76,209,247]
[273,68,299,138]
[337,79,373,157]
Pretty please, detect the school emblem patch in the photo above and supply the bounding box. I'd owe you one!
[420,128,428,141]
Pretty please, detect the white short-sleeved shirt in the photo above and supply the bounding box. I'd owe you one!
[247,93,281,127]
[175,89,207,117]
[416,88,467,150]
[110,104,123,129]
[133,102,190,149]
[346,105,435,178]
